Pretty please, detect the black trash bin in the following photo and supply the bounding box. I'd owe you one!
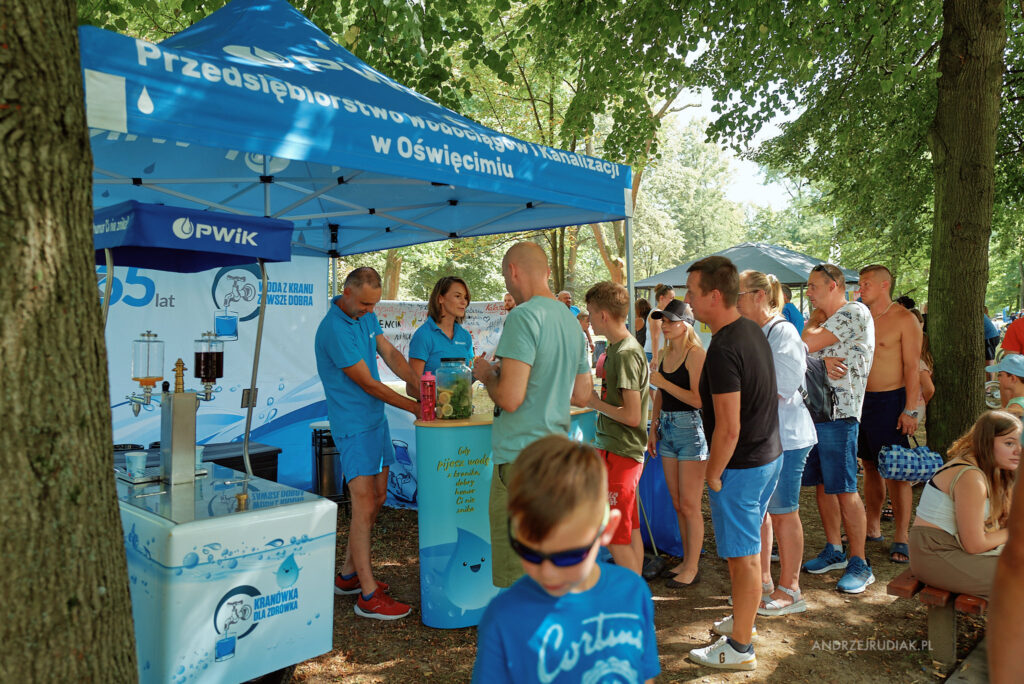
[311,421,349,510]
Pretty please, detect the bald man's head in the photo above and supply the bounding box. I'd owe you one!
[502,242,552,303]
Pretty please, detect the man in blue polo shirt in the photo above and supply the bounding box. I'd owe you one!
[315,267,420,620]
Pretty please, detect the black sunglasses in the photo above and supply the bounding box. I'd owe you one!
[812,264,838,285]
[507,505,610,567]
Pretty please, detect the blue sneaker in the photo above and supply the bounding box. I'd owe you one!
[802,545,847,574]
[837,556,875,594]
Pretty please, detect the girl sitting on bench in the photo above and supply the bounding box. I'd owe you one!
[909,410,1021,600]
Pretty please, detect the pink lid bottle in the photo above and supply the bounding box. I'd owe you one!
[420,371,436,421]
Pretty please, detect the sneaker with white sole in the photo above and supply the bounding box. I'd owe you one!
[334,573,389,596]
[354,590,411,620]
[836,556,875,594]
[711,614,757,641]
[689,635,757,671]
[802,545,848,574]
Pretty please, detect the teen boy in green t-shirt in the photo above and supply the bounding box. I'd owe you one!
[584,281,650,574]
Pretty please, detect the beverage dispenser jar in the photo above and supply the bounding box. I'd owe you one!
[131,331,164,387]
[435,358,473,420]
[194,332,225,385]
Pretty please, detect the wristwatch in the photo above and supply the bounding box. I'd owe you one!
[902,409,919,419]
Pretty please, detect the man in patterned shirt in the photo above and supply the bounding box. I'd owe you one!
[800,264,877,594]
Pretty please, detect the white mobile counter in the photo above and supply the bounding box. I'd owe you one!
[117,465,336,683]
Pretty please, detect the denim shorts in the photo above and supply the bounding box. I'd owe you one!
[801,418,859,494]
[708,458,782,558]
[657,410,708,461]
[334,420,395,483]
[767,446,813,515]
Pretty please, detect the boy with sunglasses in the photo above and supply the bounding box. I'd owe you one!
[472,435,660,684]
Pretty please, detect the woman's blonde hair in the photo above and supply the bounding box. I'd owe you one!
[947,410,1021,528]
[739,269,784,317]
[662,302,702,359]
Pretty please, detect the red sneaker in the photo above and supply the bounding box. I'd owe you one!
[334,573,388,595]
[354,590,412,620]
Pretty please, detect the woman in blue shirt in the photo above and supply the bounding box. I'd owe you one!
[407,276,475,396]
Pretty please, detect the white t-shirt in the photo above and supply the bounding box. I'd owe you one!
[764,316,818,451]
[810,301,875,420]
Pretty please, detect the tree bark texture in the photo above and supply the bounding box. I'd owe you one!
[926,0,1006,453]
[0,1,138,680]
[382,248,402,299]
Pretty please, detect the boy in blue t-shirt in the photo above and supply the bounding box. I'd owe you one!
[472,435,660,684]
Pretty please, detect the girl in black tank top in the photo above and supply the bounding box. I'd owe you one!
[659,351,700,412]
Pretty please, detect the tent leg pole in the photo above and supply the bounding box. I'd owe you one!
[624,217,635,331]
[102,248,114,326]
[241,258,268,482]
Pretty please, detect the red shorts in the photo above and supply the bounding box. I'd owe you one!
[598,449,643,545]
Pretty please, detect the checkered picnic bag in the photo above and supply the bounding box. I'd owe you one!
[878,443,944,483]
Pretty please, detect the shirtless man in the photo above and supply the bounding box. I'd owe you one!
[855,265,921,564]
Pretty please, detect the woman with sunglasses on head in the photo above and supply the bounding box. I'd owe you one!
[406,276,474,397]
[736,270,817,616]
[647,299,707,588]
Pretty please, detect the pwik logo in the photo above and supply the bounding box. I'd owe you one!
[172,218,259,246]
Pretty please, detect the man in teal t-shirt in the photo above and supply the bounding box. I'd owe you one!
[473,242,592,587]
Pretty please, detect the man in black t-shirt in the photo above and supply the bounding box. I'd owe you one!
[684,256,782,673]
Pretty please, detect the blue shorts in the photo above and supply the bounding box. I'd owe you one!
[802,418,859,494]
[333,421,395,483]
[857,389,909,465]
[767,446,813,515]
[708,458,782,558]
[657,410,708,461]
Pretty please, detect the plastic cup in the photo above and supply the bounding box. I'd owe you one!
[195,445,205,469]
[126,451,148,478]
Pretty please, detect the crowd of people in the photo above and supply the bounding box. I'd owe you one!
[314,243,1022,678]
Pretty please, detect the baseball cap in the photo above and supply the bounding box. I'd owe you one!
[990,354,1024,378]
[650,299,694,326]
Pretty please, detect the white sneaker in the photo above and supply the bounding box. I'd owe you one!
[711,614,758,641]
[689,635,757,671]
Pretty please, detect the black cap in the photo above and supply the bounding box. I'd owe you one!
[650,299,694,325]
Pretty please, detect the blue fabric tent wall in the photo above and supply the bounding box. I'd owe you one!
[80,0,633,254]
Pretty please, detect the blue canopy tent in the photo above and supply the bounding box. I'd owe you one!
[79,0,633,261]
[635,242,859,289]
[80,0,635,486]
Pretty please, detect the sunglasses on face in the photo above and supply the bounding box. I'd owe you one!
[812,264,838,285]
[507,505,610,567]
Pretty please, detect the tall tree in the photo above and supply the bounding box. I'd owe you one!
[1,0,137,680]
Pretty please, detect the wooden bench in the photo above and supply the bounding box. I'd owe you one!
[887,569,988,665]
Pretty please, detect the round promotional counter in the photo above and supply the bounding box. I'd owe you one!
[412,408,596,628]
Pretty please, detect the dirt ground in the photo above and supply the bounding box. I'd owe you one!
[291,466,984,684]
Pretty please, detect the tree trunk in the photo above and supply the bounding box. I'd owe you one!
[565,227,580,293]
[381,248,402,299]
[926,0,1005,453]
[0,1,138,681]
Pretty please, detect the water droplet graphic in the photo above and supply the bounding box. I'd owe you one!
[266,397,274,406]
[258,411,266,420]
[266,539,285,547]
[101,190,110,198]
[230,385,239,392]
[143,162,155,174]
[214,385,223,393]
[138,87,155,114]
[182,552,199,568]
[276,554,300,588]
[203,543,222,551]
[174,568,182,576]
[226,558,238,569]
[266,408,277,422]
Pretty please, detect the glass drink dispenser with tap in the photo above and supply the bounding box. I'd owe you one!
[194,332,224,400]
[131,331,164,387]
